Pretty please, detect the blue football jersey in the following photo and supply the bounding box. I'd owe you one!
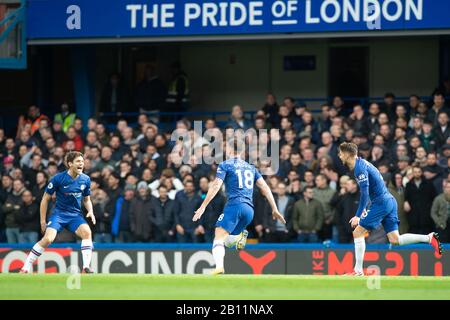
[45,171,91,216]
[216,157,262,207]
[354,157,389,216]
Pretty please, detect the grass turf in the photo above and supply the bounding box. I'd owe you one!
[0,274,449,300]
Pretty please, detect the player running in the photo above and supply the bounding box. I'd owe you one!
[20,151,96,273]
[193,140,286,275]
[338,142,442,276]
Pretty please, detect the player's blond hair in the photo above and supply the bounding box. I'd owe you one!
[339,142,358,157]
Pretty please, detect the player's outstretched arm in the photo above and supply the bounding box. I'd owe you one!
[83,196,96,225]
[256,177,286,224]
[40,193,51,234]
[350,170,370,228]
[193,177,223,221]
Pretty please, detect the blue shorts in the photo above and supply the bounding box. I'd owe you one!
[216,203,254,235]
[47,212,87,233]
[359,195,399,234]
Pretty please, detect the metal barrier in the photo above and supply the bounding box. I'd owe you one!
[98,95,432,130]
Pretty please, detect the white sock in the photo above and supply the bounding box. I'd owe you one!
[354,237,366,273]
[81,239,93,269]
[224,235,240,248]
[23,243,45,272]
[398,233,430,246]
[212,240,225,270]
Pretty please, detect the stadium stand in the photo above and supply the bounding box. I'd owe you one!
[0,91,449,245]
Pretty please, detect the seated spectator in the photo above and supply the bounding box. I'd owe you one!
[379,92,397,118]
[348,105,368,136]
[313,156,338,189]
[98,146,116,170]
[434,111,449,149]
[95,122,110,147]
[109,135,129,162]
[52,120,66,145]
[226,105,252,130]
[149,168,184,200]
[420,121,436,152]
[331,96,346,116]
[301,170,315,190]
[283,97,297,115]
[262,93,279,127]
[317,104,332,133]
[279,152,306,180]
[31,171,48,201]
[62,126,84,151]
[428,92,449,125]
[369,145,390,168]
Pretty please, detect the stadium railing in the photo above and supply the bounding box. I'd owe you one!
[98,95,440,130]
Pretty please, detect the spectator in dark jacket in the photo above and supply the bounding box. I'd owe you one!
[279,153,307,180]
[99,73,133,113]
[112,184,135,243]
[198,177,225,243]
[16,190,39,243]
[262,93,279,127]
[431,181,450,242]
[92,188,112,243]
[433,111,450,149]
[427,92,449,126]
[22,153,45,187]
[404,165,437,234]
[348,105,369,136]
[332,179,360,243]
[134,64,167,112]
[31,171,48,202]
[262,182,294,242]
[2,179,26,243]
[423,153,445,194]
[129,182,153,242]
[151,185,176,242]
[0,175,13,242]
[253,186,268,240]
[226,105,252,130]
[174,180,203,243]
[104,172,123,220]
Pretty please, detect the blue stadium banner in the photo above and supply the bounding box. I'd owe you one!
[27,0,450,40]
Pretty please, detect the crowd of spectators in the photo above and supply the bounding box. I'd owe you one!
[0,90,449,244]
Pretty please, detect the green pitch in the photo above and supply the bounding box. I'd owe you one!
[0,274,449,300]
